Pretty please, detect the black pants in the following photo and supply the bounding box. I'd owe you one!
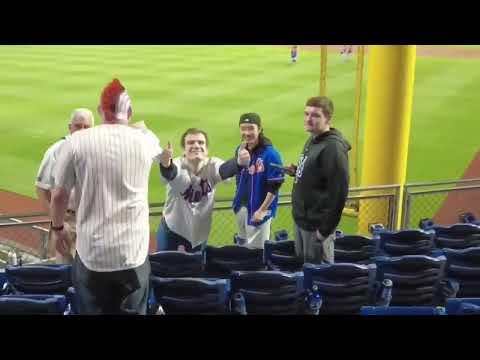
[72,253,150,315]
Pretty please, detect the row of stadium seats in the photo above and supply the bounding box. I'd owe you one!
[1,214,479,315]
[1,261,479,315]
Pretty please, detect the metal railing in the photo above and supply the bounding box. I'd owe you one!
[402,178,480,229]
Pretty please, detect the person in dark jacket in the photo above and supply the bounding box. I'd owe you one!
[285,96,351,264]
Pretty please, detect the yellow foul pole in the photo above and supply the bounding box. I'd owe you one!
[319,45,328,96]
[358,45,416,232]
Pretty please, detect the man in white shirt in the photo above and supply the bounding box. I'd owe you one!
[35,108,94,264]
[50,79,162,315]
[157,128,250,252]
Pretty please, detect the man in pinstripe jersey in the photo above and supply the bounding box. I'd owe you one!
[50,79,162,315]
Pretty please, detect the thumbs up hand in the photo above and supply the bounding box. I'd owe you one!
[160,141,173,168]
[237,142,250,167]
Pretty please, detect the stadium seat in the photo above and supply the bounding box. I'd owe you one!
[459,212,480,226]
[303,262,378,314]
[230,270,312,315]
[446,298,480,315]
[374,255,448,306]
[419,218,480,249]
[360,306,446,315]
[4,264,72,295]
[150,277,231,314]
[437,247,480,298]
[0,294,68,315]
[204,245,265,277]
[335,231,378,264]
[371,225,435,256]
[264,240,303,272]
[149,251,204,277]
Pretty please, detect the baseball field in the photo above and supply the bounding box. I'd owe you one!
[0,45,478,246]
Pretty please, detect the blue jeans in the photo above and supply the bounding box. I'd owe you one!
[72,254,150,315]
[156,217,202,252]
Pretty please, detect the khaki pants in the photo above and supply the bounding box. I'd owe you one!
[294,225,335,264]
[49,210,76,264]
[235,207,271,249]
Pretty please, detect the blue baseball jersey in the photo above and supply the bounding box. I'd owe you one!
[232,144,285,227]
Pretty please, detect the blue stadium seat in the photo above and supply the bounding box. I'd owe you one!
[148,251,206,315]
[419,218,480,249]
[230,270,310,315]
[335,231,378,264]
[303,262,378,314]
[446,298,480,315]
[150,277,231,314]
[459,212,480,226]
[374,255,447,306]
[204,245,265,277]
[0,294,68,315]
[149,251,204,277]
[371,225,435,256]
[264,240,303,272]
[360,306,446,315]
[438,247,480,298]
[4,264,72,295]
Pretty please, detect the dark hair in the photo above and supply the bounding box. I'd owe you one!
[180,128,209,148]
[306,96,334,120]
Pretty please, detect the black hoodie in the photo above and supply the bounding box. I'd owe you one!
[292,128,351,237]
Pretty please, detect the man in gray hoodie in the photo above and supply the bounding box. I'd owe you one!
[285,96,351,264]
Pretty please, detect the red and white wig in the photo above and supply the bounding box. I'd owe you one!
[100,79,133,123]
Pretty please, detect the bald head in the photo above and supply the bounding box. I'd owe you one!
[68,108,94,134]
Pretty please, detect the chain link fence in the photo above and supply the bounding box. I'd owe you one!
[402,179,480,229]
[148,185,401,247]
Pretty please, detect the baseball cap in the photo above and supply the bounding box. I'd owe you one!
[239,113,261,127]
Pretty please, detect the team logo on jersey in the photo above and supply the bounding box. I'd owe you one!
[181,179,213,203]
[294,155,308,183]
[248,158,265,175]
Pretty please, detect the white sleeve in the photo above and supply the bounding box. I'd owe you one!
[164,160,193,195]
[142,129,163,163]
[35,146,55,190]
[53,138,76,193]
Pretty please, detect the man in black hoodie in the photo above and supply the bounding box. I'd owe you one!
[285,96,351,264]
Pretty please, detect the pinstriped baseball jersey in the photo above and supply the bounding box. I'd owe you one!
[54,124,162,272]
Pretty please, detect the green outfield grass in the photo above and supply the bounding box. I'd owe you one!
[0,45,478,245]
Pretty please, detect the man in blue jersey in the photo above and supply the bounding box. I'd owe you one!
[232,113,285,249]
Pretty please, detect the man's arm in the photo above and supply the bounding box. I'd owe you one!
[51,187,69,227]
[252,150,285,223]
[316,143,349,238]
[36,187,51,214]
[218,157,242,180]
[50,139,76,256]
